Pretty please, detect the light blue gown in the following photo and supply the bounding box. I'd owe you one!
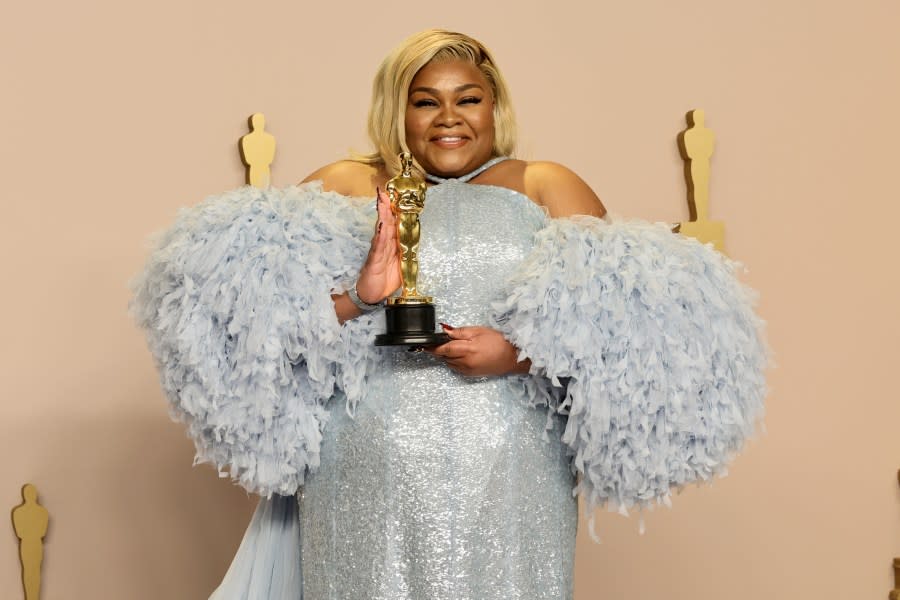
[132,158,767,600]
[299,178,578,600]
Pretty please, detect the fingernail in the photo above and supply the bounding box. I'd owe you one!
[439,322,454,331]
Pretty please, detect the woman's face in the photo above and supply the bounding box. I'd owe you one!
[405,59,495,178]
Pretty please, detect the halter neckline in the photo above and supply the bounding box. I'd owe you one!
[424,156,509,184]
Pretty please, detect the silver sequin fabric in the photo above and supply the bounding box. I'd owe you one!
[299,182,577,600]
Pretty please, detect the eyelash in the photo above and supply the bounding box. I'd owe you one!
[412,97,482,108]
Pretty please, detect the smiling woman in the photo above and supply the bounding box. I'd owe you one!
[132,28,767,600]
[404,59,496,177]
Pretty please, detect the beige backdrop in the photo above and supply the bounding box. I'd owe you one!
[2,0,899,598]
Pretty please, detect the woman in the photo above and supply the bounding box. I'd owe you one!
[132,29,766,600]
[299,30,604,600]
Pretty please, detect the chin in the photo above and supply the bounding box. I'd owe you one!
[422,151,484,178]
[426,162,468,178]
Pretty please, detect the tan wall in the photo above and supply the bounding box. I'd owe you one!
[2,1,899,598]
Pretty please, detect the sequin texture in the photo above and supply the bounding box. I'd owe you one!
[300,182,577,600]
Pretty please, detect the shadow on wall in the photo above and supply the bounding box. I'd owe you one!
[9,397,255,600]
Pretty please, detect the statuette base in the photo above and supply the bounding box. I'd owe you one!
[375,302,450,346]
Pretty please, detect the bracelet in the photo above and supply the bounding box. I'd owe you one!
[348,283,384,312]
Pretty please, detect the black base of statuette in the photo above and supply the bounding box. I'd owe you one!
[374,302,451,347]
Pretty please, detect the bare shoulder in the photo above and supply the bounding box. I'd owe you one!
[301,160,388,198]
[523,161,606,218]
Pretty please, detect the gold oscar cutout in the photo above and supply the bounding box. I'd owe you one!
[11,484,49,600]
[239,113,276,188]
[676,109,726,253]
[386,152,430,304]
[891,469,900,600]
[892,560,900,600]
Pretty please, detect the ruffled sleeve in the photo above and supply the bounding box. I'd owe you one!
[490,216,768,513]
[131,183,378,497]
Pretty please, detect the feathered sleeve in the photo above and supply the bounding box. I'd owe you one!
[130,182,378,497]
[490,215,768,514]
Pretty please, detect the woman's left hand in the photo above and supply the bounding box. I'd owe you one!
[427,325,531,377]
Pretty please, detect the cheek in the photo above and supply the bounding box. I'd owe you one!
[476,106,495,137]
[404,111,427,141]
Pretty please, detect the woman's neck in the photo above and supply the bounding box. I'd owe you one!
[424,156,509,184]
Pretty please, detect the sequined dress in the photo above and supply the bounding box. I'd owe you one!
[299,179,578,600]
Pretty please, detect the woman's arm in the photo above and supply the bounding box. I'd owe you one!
[301,161,401,324]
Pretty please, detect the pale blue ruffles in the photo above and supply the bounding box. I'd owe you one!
[491,216,768,514]
[131,183,378,497]
[133,187,767,509]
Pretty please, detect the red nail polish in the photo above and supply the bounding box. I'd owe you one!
[439,322,454,331]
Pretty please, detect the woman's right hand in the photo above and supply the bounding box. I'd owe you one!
[356,187,401,303]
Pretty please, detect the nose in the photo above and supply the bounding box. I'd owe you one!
[435,104,462,127]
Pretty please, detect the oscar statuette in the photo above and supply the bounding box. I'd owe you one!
[374,152,450,346]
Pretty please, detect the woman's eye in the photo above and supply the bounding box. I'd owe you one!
[460,97,482,105]
[412,99,437,107]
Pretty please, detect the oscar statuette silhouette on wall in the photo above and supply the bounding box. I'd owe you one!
[891,469,900,600]
[239,113,276,188]
[11,484,49,600]
[676,109,726,254]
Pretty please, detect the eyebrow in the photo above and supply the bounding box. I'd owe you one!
[409,83,485,95]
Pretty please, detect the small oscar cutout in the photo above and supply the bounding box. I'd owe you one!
[676,109,726,253]
[892,558,900,600]
[891,469,900,600]
[11,484,49,600]
[239,113,276,188]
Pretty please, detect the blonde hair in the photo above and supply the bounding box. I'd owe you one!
[357,29,517,175]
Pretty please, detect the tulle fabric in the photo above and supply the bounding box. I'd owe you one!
[131,184,375,497]
[208,495,302,599]
[491,215,769,516]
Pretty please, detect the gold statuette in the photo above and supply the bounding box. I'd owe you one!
[374,152,450,346]
[387,152,429,303]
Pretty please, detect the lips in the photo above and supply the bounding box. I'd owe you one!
[430,135,469,148]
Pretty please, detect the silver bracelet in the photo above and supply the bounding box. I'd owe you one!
[348,282,383,312]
